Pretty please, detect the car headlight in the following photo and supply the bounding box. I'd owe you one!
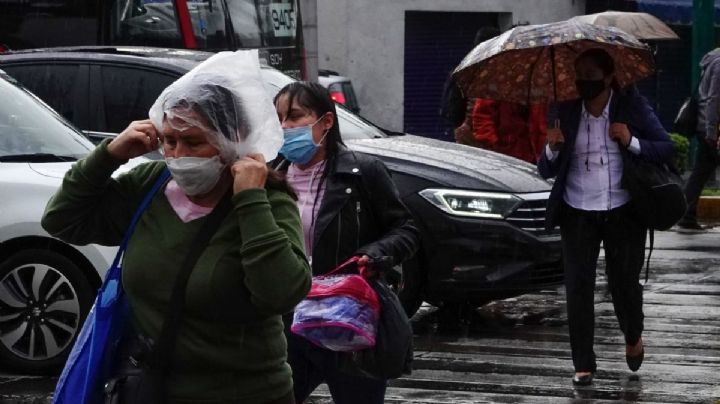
[418,189,522,219]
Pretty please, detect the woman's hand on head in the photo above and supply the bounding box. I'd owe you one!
[107,119,160,160]
[231,153,268,193]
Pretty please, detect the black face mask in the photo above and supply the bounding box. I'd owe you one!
[575,79,606,100]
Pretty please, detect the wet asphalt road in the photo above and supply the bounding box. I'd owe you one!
[2,229,719,403]
[308,229,720,403]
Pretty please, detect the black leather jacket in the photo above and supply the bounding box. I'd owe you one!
[276,148,419,276]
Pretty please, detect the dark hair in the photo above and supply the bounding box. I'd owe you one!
[274,81,344,160]
[273,81,344,213]
[266,168,297,200]
[474,26,502,46]
[575,48,615,76]
[164,76,250,141]
[194,83,250,141]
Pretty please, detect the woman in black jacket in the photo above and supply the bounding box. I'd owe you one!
[273,82,419,404]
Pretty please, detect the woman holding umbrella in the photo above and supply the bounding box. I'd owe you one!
[538,48,673,385]
[452,20,674,386]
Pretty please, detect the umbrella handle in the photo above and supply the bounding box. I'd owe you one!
[547,102,560,129]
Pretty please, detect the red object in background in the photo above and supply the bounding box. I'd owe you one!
[330,91,347,105]
[0,44,8,53]
[174,0,198,49]
[465,99,548,164]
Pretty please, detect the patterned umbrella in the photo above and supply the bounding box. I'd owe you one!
[570,11,679,41]
[452,20,655,105]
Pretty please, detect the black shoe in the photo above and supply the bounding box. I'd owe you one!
[626,346,644,372]
[572,372,594,386]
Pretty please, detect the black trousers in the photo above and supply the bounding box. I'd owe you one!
[683,137,719,223]
[287,333,387,404]
[560,203,646,372]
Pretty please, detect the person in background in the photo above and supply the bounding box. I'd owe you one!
[537,48,673,386]
[42,70,310,403]
[441,26,502,137]
[677,47,720,232]
[451,25,548,164]
[467,99,548,163]
[274,81,419,404]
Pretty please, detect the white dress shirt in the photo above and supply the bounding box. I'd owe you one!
[545,92,642,211]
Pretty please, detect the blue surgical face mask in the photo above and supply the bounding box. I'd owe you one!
[279,116,327,164]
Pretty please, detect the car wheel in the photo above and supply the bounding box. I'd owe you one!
[386,255,425,318]
[0,249,94,374]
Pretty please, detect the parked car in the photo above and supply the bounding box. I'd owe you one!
[0,70,144,374]
[0,47,563,320]
[318,69,361,113]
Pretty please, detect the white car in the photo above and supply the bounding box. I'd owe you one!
[318,69,361,114]
[0,71,142,374]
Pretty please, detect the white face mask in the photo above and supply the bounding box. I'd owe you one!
[165,156,226,196]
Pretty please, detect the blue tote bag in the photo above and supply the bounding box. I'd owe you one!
[53,169,170,404]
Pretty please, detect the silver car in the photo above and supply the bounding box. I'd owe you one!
[0,71,141,374]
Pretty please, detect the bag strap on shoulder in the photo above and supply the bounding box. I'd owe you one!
[151,192,233,371]
[112,169,171,269]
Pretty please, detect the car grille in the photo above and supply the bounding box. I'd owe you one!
[506,192,559,237]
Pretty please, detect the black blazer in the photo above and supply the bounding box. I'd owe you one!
[537,87,674,230]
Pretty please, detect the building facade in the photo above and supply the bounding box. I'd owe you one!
[317,0,586,138]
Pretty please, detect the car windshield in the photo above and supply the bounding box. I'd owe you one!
[0,75,93,161]
[260,68,386,140]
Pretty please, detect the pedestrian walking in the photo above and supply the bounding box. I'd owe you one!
[450,25,548,164]
[537,48,674,386]
[273,81,419,404]
[441,26,501,138]
[677,47,720,232]
[42,52,311,403]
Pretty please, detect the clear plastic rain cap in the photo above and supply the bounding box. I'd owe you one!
[149,50,282,162]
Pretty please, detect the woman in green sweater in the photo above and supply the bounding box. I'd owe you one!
[41,64,311,403]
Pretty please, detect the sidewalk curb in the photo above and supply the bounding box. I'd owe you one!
[697,196,720,223]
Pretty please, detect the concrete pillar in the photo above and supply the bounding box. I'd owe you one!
[299,0,318,81]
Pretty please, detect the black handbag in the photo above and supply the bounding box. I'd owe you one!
[612,92,687,231]
[621,150,687,231]
[103,193,232,404]
[338,276,414,380]
[673,69,703,138]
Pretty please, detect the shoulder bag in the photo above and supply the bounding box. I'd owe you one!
[673,69,705,138]
[621,149,687,232]
[337,256,414,380]
[52,168,233,404]
[103,191,232,404]
[53,169,171,404]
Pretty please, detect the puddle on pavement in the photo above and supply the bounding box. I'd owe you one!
[411,288,567,337]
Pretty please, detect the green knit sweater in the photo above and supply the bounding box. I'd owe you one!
[42,141,311,403]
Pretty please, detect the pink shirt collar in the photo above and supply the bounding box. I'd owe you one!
[164,179,214,223]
